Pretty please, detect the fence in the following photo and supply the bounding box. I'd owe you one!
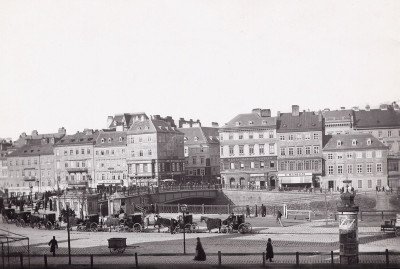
[3,250,400,268]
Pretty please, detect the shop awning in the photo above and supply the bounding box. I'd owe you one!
[280,175,312,184]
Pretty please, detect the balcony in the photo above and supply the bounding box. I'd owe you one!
[66,167,88,173]
[23,176,36,181]
[67,180,88,186]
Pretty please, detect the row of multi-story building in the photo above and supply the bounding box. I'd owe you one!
[1,102,400,197]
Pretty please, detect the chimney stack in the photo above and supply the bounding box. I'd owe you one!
[31,130,38,136]
[252,108,262,116]
[365,105,370,111]
[277,111,281,117]
[318,110,323,122]
[211,122,219,127]
[380,104,388,110]
[292,105,300,116]
[341,107,346,110]
[58,127,66,134]
[260,109,271,117]
[107,116,113,127]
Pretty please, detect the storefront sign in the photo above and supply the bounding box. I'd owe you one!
[280,176,312,184]
[278,172,312,177]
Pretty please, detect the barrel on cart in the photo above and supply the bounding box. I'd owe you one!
[108,237,127,254]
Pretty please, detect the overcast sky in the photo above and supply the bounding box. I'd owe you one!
[1,0,399,140]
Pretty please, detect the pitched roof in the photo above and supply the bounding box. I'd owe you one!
[277,112,322,133]
[323,110,354,121]
[108,113,149,128]
[221,113,277,129]
[55,130,100,147]
[353,108,400,129]
[127,119,182,135]
[323,134,388,151]
[7,142,55,157]
[95,131,127,147]
[178,127,219,145]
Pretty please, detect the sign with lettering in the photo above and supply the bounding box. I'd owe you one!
[278,172,312,177]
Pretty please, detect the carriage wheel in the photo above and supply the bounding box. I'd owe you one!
[133,223,142,232]
[117,247,126,253]
[184,223,192,233]
[191,223,199,233]
[46,221,53,230]
[91,223,98,232]
[396,228,400,237]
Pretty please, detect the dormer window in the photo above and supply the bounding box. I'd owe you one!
[367,138,372,145]
[352,139,357,146]
[194,136,198,141]
[145,126,149,130]
[137,127,141,130]
[337,140,342,147]
[108,138,112,143]
[184,137,188,141]
[101,138,105,143]
[235,121,241,126]
[119,137,123,142]
[249,121,253,125]
[262,120,267,125]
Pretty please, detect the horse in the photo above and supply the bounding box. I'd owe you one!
[200,216,222,233]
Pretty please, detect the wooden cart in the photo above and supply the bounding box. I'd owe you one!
[108,237,127,254]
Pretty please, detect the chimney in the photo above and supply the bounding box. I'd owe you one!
[380,104,388,110]
[211,122,219,127]
[318,110,323,121]
[365,105,370,111]
[107,116,113,127]
[341,107,345,110]
[31,130,38,136]
[277,111,281,117]
[292,105,300,116]
[260,109,271,117]
[394,103,400,111]
[84,129,93,135]
[20,132,27,138]
[252,108,262,116]
[353,106,359,111]
[153,115,160,120]
[58,127,66,134]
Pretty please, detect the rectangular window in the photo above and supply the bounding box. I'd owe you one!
[269,131,274,138]
[328,153,333,160]
[356,152,362,158]
[131,150,135,157]
[347,164,353,174]
[70,150,73,155]
[368,179,372,188]
[288,147,294,156]
[358,180,362,188]
[259,133,264,139]
[376,151,382,158]
[56,150,59,156]
[305,160,311,170]
[220,135,223,141]
[259,145,264,155]
[192,157,196,165]
[239,134,243,140]
[296,134,302,140]
[313,133,319,140]
[229,134,233,140]
[249,145,254,155]
[200,157,204,165]
[357,164,363,174]
[337,154,343,159]
[240,162,244,169]
[279,135,285,141]
[297,147,302,155]
[367,164,372,173]
[229,146,234,156]
[269,144,275,154]
[347,152,353,159]
[305,133,311,140]
[377,179,382,187]
[328,165,334,175]
[260,161,265,168]
[366,151,372,158]
[376,163,382,173]
[313,146,319,154]
[239,145,244,155]
[250,162,255,168]
[87,149,91,154]
[81,149,84,154]
[220,147,224,156]
[280,148,286,156]
[230,163,235,169]
[378,131,382,138]
[270,161,275,168]
[305,147,311,155]
[249,133,253,139]
[388,130,392,137]
[288,134,294,141]
[337,165,343,174]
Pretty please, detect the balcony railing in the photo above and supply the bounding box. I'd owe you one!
[23,176,36,181]
[66,167,88,173]
[67,180,88,186]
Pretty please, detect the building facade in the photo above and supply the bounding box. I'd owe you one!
[322,134,388,191]
[179,126,220,183]
[126,119,185,186]
[277,105,324,189]
[107,113,149,131]
[6,138,60,197]
[54,129,100,189]
[94,131,128,188]
[219,109,278,189]
[323,109,354,135]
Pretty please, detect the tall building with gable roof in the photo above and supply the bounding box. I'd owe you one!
[54,129,100,189]
[219,108,278,189]
[277,105,324,189]
[126,117,185,186]
[179,126,220,183]
[94,131,128,188]
[322,133,388,191]
[107,113,149,131]
[323,108,354,135]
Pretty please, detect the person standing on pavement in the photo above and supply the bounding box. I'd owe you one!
[266,238,274,262]
[246,205,251,218]
[276,210,283,227]
[193,237,206,261]
[48,236,58,256]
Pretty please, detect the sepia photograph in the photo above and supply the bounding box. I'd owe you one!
[0,0,399,268]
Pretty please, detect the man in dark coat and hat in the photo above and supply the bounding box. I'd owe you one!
[193,237,206,261]
[266,238,274,262]
[48,236,58,256]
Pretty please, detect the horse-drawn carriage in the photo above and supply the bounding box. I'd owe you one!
[77,214,100,232]
[173,214,198,233]
[200,216,222,233]
[381,214,400,237]
[30,213,58,230]
[2,208,16,223]
[120,213,145,232]
[15,211,31,227]
[221,213,252,234]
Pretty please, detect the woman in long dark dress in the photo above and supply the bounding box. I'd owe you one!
[266,238,274,262]
[194,237,206,261]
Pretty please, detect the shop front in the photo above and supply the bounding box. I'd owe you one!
[278,172,313,189]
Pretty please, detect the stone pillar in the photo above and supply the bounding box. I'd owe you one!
[337,186,359,264]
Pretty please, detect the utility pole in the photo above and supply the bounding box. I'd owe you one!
[66,205,71,265]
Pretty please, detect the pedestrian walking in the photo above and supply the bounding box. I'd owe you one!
[193,237,206,261]
[48,236,58,256]
[276,210,283,227]
[246,205,251,218]
[266,238,274,262]
[261,204,266,217]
